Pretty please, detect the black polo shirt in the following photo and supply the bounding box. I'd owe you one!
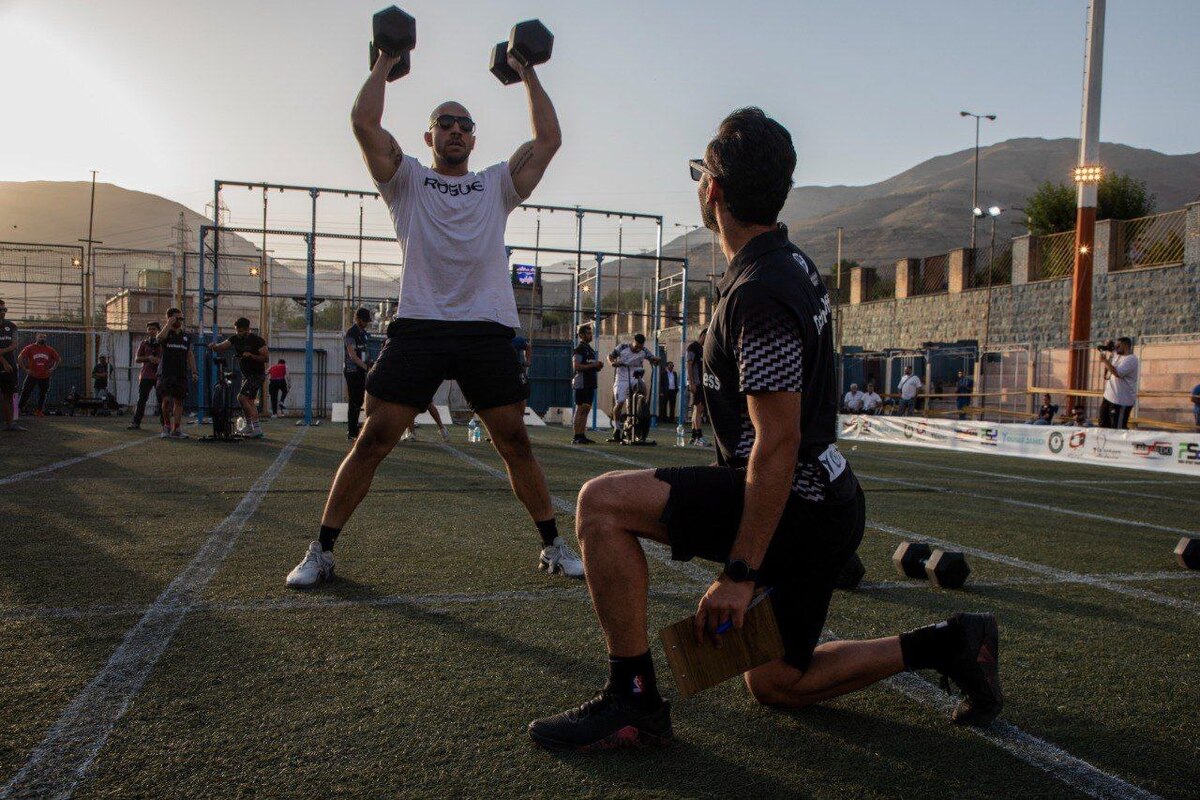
[344,324,369,374]
[702,225,857,504]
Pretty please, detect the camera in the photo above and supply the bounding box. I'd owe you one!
[1097,340,1116,352]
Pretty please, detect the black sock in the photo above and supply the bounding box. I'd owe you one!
[535,517,559,547]
[606,651,662,707]
[900,619,965,671]
[691,428,701,440]
[318,525,341,552]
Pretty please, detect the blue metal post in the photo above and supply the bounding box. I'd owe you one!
[197,227,207,422]
[303,188,318,426]
[590,253,602,431]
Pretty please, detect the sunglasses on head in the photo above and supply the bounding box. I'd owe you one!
[689,158,715,182]
[431,114,476,134]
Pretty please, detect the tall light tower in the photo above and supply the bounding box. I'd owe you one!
[960,111,997,249]
[1068,0,1106,404]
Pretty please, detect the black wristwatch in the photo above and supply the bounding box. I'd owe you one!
[723,559,759,583]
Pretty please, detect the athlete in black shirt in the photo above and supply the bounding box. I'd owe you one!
[343,307,372,441]
[0,299,23,432]
[571,323,603,444]
[155,307,198,439]
[530,108,1002,752]
[211,317,269,439]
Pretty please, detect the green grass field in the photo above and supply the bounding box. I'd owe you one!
[2,416,1197,799]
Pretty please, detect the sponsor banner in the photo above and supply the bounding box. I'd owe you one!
[839,415,1200,477]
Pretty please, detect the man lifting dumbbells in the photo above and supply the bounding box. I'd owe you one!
[287,8,581,586]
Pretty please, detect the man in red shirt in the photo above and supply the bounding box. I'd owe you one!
[128,321,164,430]
[17,333,60,416]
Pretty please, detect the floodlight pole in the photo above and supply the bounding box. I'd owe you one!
[301,188,318,427]
[1068,0,1106,410]
[960,111,996,250]
[591,253,603,430]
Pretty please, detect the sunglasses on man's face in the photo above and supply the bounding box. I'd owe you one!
[431,114,476,134]
[689,158,715,182]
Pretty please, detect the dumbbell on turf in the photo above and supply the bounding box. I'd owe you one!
[1177,537,1200,570]
[369,6,416,82]
[892,542,971,589]
[490,19,554,85]
[835,553,866,590]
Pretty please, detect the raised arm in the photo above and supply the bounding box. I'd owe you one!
[351,54,405,184]
[507,63,562,199]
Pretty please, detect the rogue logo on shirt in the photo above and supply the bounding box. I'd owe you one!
[422,176,484,196]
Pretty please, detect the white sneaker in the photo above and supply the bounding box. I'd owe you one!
[691,436,710,448]
[539,536,585,578]
[401,429,415,441]
[440,427,450,443]
[286,541,334,588]
[245,426,264,439]
[170,429,189,439]
[160,428,170,439]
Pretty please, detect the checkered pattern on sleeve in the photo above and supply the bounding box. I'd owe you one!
[735,310,803,393]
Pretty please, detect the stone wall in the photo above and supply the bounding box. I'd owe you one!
[838,202,1200,350]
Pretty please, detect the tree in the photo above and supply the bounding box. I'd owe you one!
[1023,172,1157,236]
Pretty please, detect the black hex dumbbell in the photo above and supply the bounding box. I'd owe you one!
[892,542,970,589]
[1177,537,1200,570]
[835,553,866,591]
[490,19,554,85]
[369,6,416,82]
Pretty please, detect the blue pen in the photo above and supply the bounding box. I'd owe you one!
[714,588,773,635]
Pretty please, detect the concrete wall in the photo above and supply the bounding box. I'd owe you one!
[838,202,1200,350]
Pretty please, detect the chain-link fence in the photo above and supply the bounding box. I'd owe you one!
[865,263,896,302]
[910,254,948,296]
[0,242,85,324]
[1114,209,1186,272]
[969,243,1013,288]
[1029,230,1075,281]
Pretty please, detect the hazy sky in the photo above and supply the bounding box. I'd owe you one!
[2,0,1197,252]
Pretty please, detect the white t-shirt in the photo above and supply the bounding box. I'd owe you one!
[862,392,882,411]
[1103,352,1139,406]
[375,155,523,327]
[898,374,922,400]
[611,343,652,384]
[843,390,864,411]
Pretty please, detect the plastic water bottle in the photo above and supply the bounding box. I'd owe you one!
[468,418,479,444]
[676,425,687,448]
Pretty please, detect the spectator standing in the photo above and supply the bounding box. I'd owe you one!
[17,333,60,416]
[862,382,882,415]
[0,299,23,432]
[955,370,974,420]
[662,361,679,421]
[1099,337,1138,430]
[128,321,162,430]
[1192,381,1200,430]
[154,307,198,439]
[92,355,110,396]
[571,323,602,445]
[842,382,864,413]
[896,366,922,416]
[1030,393,1058,425]
[268,359,289,417]
[685,328,709,446]
[344,307,372,441]
[210,317,269,439]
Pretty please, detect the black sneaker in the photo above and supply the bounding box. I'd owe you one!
[572,435,596,445]
[938,612,1002,726]
[528,691,673,752]
[127,422,141,430]
[347,431,358,441]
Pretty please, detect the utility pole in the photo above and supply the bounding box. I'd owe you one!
[1068,0,1106,408]
[170,212,189,310]
[79,170,102,397]
[960,111,997,249]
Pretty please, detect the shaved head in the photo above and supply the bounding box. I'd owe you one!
[429,100,471,124]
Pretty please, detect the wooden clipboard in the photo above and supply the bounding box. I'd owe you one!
[658,592,785,699]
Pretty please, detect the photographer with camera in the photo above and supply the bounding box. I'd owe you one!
[1098,337,1138,430]
[209,317,269,439]
[154,307,198,439]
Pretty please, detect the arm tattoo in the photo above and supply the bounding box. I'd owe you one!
[388,135,403,167]
[510,142,535,174]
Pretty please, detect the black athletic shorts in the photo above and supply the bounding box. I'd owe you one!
[0,368,15,395]
[239,373,264,399]
[366,322,529,412]
[654,465,865,671]
[574,387,594,406]
[158,376,189,400]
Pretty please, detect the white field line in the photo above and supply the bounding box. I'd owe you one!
[5,571,1198,623]
[857,472,1197,537]
[442,441,1163,800]
[0,428,306,800]
[852,452,1200,506]
[0,436,155,487]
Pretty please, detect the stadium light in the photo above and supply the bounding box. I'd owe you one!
[972,207,985,218]
[988,205,1002,217]
[1073,164,1104,183]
